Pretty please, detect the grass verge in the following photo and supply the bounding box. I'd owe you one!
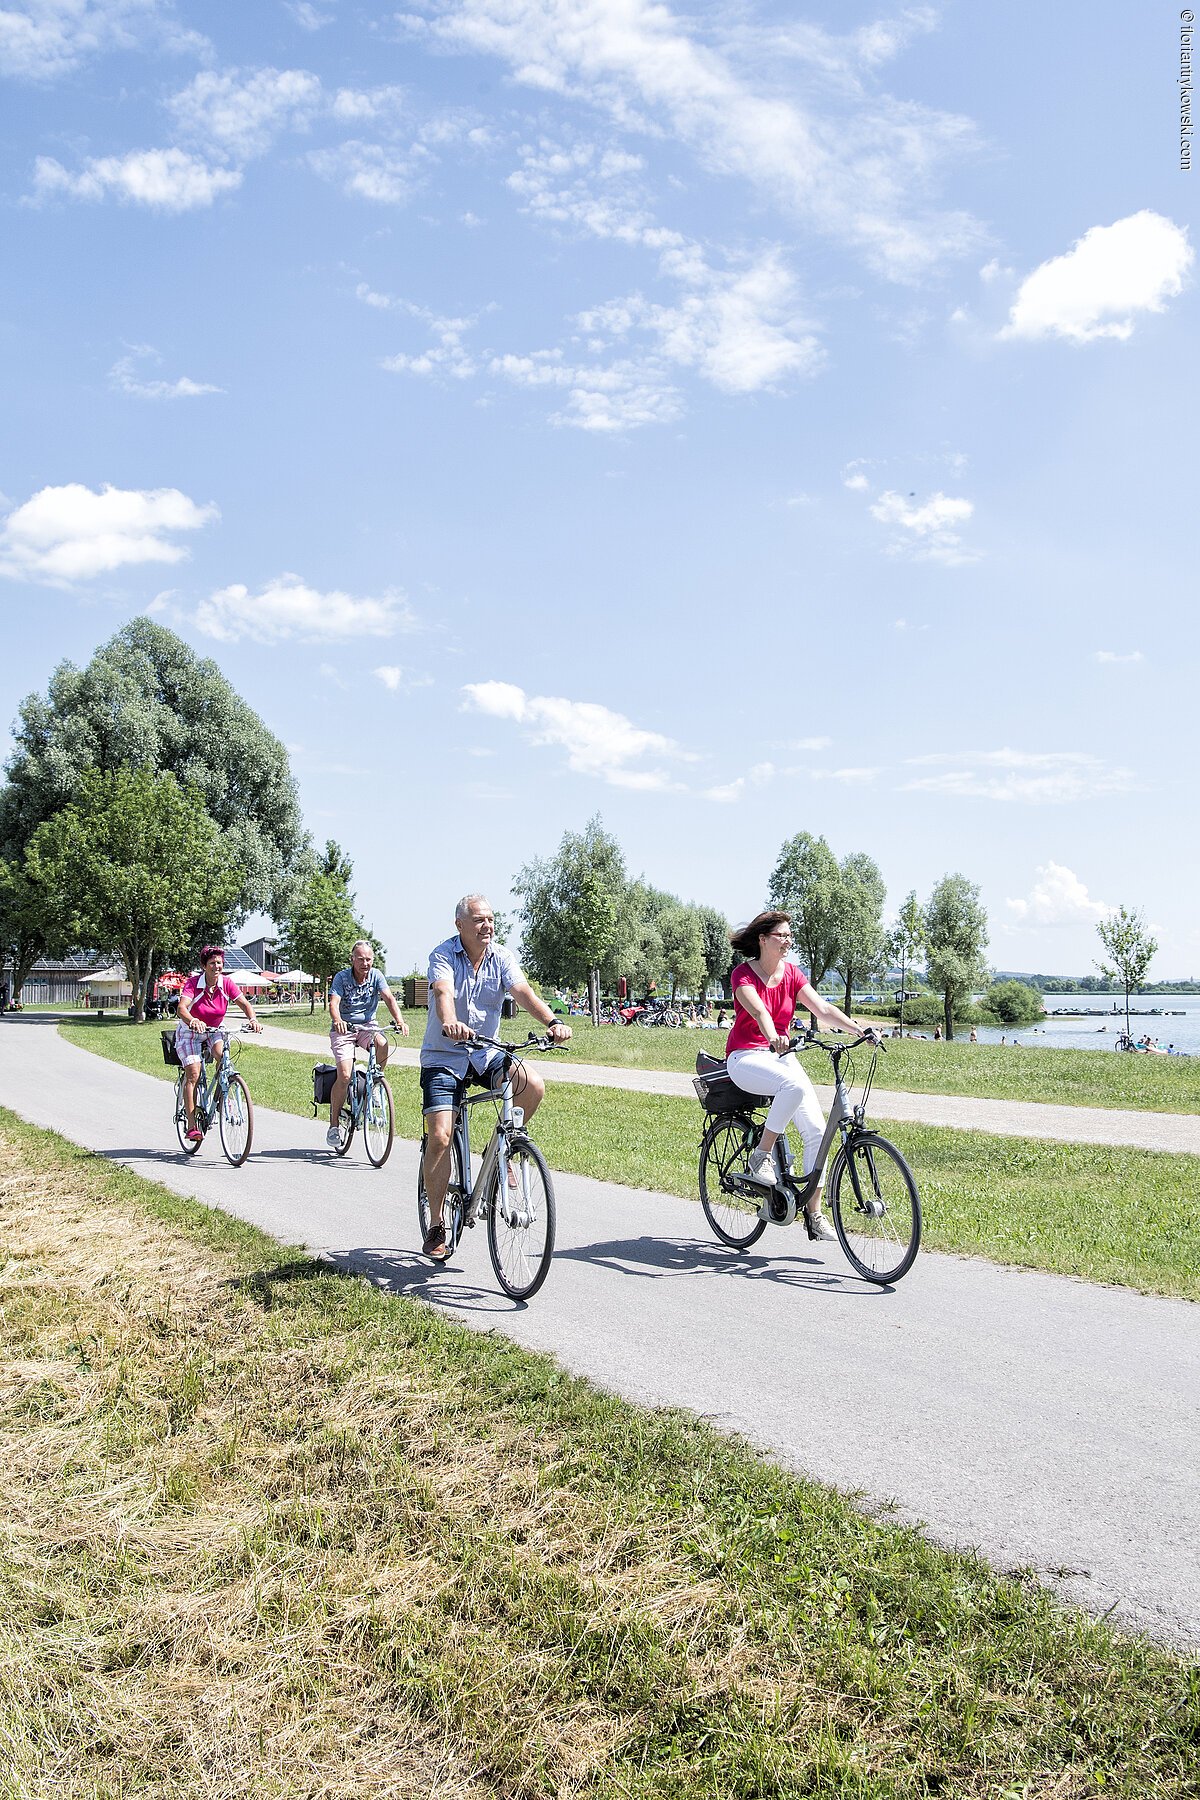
[59,1020,1200,1302]
[1,1105,1198,1798]
[260,1009,1200,1116]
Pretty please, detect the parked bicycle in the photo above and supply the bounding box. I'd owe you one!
[694,1029,921,1283]
[315,1026,398,1167]
[417,1032,560,1300]
[163,1025,254,1166]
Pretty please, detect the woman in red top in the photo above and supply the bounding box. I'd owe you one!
[725,909,871,1238]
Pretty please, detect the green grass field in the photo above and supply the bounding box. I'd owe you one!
[59,1019,1200,1301]
[262,1007,1200,1114]
[2,1106,1198,1799]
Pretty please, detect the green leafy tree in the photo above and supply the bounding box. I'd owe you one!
[883,891,927,1038]
[983,979,1046,1026]
[602,878,664,998]
[514,815,623,1020]
[1095,906,1158,1044]
[768,832,842,987]
[658,903,706,1000]
[0,619,304,922]
[695,903,732,997]
[24,767,238,1021]
[925,874,990,1041]
[0,852,54,1005]
[834,851,887,1015]
[279,872,362,1012]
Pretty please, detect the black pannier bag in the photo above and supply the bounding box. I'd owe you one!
[161,1030,181,1067]
[312,1063,338,1110]
[693,1052,751,1114]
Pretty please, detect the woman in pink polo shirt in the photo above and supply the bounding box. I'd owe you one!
[725,910,872,1239]
[175,947,263,1141]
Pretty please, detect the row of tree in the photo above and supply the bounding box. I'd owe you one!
[0,622,377,1018]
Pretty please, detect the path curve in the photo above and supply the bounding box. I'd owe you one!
[4,1015,1199,1654]
[257,1023,1200,1154]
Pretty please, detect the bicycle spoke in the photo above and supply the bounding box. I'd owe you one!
[488,1140,555,1300]
[830,1133,920,1284]
[698,1116,767,1250]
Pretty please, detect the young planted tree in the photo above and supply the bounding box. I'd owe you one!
[768,832,842,987]
[834,852,887,1015]
[24,768,238,1021]
[514,815,623,1023]
[695,903,732,998]
[658,903,706,1001]
[279,872,362,1013]
[925,874,989,1041]
[1095,906,1158,1045]
[884,890,927,1038]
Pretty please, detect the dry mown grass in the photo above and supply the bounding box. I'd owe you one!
[1,1113,1198,1800]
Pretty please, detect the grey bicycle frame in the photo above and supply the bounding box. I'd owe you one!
[454,1061,521,1224]
[744,1044,860,1226]
[344,1029,391,1125]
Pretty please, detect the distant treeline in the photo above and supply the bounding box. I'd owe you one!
[995,974,1200,995]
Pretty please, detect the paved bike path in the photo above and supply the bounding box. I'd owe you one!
[4,1014,1199,1655]
[258,1022,1200,1154]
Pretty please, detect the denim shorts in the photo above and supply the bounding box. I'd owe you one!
[419,1062,500,1115]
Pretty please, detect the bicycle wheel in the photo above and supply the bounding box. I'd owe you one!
[174,1079,201,1156]
[218,1072,254,1167]
[363,1075,394,1168]
[487,1139,556,1301]
[334,1077,356,1156]
[828,1132,921,1284]
[417,1133,465,1255]
[698,1114,767,1250]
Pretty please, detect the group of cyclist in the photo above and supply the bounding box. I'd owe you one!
[174,894,876,1258]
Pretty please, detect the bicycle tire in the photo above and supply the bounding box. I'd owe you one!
[334,1085,355,1157]
[174,1079,201,1156]
[417,1132,465,1257]
[218,1072,254,1167]
[698,1114,767,1250]
[363,1075,394,1168]
[487,1138,556,1301]
[828,1131,921,1284]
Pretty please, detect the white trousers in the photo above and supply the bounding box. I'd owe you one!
[726,1048,827,1184]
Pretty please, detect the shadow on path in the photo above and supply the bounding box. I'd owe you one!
[554,1231,892,1296]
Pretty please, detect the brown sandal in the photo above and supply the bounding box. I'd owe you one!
[422,1223,449,1261]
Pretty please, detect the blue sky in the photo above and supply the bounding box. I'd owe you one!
[1,0,1195,977]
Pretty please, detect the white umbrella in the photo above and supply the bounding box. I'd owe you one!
[276,968,315,984]
[224,969,274,989]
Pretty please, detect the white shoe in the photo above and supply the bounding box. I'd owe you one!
[742,1149,776,1187]
[326,1125,340,1148]
[805,1209,838,1243]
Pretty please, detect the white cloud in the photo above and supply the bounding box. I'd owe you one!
[462,679,694,789]
[1094,649,1144,665]
[195,575,415,643]
[109,344,222,399]
[421,0,983,281]
[168,66,322,160]
[374,665,404,690]
[852,8,939,68]
[783,735,833,751]
[33,148,241,210]
[703,779,744,803]
[842,468,870,491]
[284,1,333,29]
[1006,863,1112,927]
[1000,211,1193,344]
[489,351,683,430]
[309,139,428,203]
[902,749,1137,804]
[376,297,481,379]
[0,0,206,81]
[331,84,405,122]
[869,488,977,564]
[811,766,880,785]
[0,482,217,583]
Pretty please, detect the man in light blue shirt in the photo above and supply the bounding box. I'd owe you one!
[325,939,408,1148]
[419,893,569,1258]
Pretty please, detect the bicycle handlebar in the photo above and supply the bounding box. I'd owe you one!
[791,1027,885,1054]
[446,1029,567,1054]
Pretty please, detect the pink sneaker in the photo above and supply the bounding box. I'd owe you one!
[186,1128,203,1143]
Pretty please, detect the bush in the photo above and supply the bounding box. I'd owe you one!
[901,994,987,1032]
[983,980,1046,1026]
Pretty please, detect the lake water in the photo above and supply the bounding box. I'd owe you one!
[960,994,1200,1056]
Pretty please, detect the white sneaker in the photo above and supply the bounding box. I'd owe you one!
[326,1125,341,1148]
[805,1209,838,1243]
[742,1148,776,1187]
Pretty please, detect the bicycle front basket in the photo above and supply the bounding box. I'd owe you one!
[161,1030,181,1068]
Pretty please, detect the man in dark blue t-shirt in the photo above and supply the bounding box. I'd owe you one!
[326,940,408,1148]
